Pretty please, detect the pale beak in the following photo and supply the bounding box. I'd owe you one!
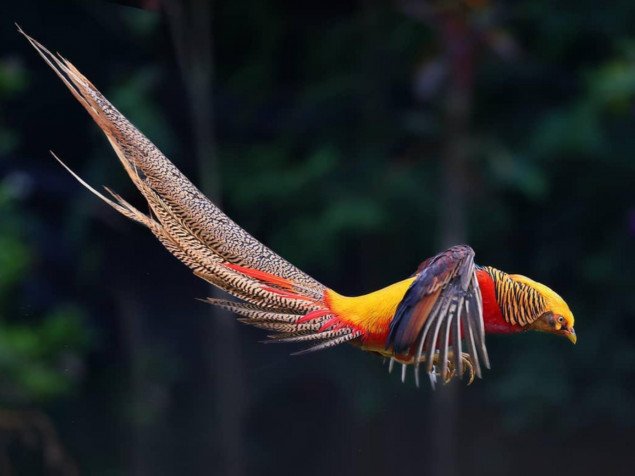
[566,327,577,345]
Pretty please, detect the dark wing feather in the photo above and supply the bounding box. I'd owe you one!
[386,245,490,380]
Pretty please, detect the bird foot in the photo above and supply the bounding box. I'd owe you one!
[432,352,475,385]
[389,351,475,387]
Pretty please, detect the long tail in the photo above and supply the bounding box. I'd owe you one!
[20,27,362,352]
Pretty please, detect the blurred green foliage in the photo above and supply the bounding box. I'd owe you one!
[1,1,635,475]
[0,57,89,407]
[0,183,88,404]
[0,306,87,402]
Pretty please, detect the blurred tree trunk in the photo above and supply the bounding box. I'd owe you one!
[116,285,153,476]
[429,9,474,476]
[163,2,246,475]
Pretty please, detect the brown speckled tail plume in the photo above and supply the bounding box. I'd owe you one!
[19,27,342,333]
[19,28,322,294]
[20,27,369,353]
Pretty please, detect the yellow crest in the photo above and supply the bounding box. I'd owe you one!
[508,274,575,328]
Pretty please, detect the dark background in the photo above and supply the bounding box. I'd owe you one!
[1,0,635,475]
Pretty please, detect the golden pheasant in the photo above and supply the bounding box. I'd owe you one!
[21,29,576,387]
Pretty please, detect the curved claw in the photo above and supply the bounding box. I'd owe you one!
[461,353,475,385]
[402,350,478,388]
[443,361,456,384]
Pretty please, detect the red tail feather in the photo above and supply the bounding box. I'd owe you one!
[318,317,340,333]
[224,263,294,290]
[297,308,331,324]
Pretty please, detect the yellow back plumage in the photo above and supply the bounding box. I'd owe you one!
[326,277,416,336]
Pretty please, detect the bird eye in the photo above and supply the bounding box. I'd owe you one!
[558,316,564,323]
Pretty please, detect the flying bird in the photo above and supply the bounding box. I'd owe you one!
[20,28,576,387]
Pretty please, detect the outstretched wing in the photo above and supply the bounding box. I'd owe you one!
[386,245,490,380]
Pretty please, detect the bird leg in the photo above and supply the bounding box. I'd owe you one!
[444,350,475,385]
[382,350,475,385]
[429,351,475,385]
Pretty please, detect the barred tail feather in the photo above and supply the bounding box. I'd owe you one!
[19,27,324,297]
[24,28,362,353]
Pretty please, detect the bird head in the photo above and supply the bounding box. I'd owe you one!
[509,274,576,344]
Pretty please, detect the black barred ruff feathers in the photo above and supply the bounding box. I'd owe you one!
[482,266,547,326]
